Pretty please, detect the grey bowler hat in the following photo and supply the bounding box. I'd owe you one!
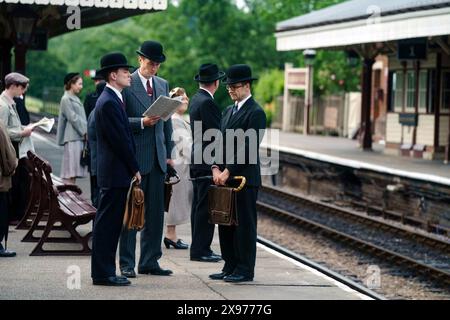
[4,72,29,86]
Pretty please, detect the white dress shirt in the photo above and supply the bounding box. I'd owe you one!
[105,83,123,103]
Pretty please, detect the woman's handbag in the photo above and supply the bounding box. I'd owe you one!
[80,139,90,167]
[164,165,180,212]
[123,177,145,231]
[207,176,246,226]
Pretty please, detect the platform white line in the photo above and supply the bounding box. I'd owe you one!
[256,242,373,300]
[261,143,450,187]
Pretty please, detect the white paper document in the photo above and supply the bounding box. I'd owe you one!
[29,117,55,133]
[142,95,183,121]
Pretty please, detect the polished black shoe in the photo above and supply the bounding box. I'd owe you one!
[223,274,253,283]
[139,267,173,276]
[209,271,232,280]
[0,249,16,258]
[190,255,221,262]
[121,269,136,278]
[164,237,189,249]
[93,276,131,286]
[211,252,222,259]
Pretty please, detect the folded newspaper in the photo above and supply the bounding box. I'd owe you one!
[29,117,55,133]
[142,95,183,121]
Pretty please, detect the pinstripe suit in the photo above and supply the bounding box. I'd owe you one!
[119,71,174,272]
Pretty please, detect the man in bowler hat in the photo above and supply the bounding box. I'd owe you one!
[119,40,175,278]
[189,63,225,262]
[91,52,141,286]
[209,64,266,283]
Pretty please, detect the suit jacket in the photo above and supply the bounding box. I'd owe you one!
[56,91,87,146]
[95,86,139,188]
[13,97,30,125]
[0,92,34,159]
[87,111,97,176]
[217,97,266,187]
[0,121,18,192]
[84,82,106,118]
[122,71,174,175]
[189,89,221,176]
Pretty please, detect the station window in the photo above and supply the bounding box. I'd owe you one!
[392,71,404,112]
[406,71,416,111]
[418,70,427,112]
[443,71,450,111]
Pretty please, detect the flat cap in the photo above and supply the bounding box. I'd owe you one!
[4,72,29,86]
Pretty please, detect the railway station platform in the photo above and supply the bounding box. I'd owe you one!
[0,132,370,301]
[261,130,450,186]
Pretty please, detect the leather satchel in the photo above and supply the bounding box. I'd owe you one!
[123,178,145,231]
[208,185,238,226]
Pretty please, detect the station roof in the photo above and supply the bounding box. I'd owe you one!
[0,0,167,38]
[275,0,450,51]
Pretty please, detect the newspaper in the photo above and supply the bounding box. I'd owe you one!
[142,95,183,121]
[29,117,55,133]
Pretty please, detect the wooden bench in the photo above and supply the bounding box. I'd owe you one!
[25,152,95,256]
[19,151,82,239]
[16,152,82,230]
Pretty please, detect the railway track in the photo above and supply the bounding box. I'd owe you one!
[257,185,450,286]
[257,236,386,300]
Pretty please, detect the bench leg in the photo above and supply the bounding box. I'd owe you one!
[30,215,93,256]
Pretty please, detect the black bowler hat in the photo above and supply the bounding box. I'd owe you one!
[194,63,225,82]
[64,72,80,85]
[97,52,134,76]
[91,71,104,81]
[222,64,258,85]
[136,40,166,63]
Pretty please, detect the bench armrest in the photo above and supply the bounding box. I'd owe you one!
[56,184,82,194]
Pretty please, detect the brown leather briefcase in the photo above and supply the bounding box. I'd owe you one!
[123,179,145,231]
[207,176,246,226]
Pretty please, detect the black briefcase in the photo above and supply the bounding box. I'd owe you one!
[207,176,246,226]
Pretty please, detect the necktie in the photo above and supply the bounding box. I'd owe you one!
[146,79,153,96]
[232,103,238,116]
[119,98,125,110]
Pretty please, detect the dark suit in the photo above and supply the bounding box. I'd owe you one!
[216,96,266,278]
[84,82,106,118]
[119,71,174,272]
[91,86,139,280]
[189,89,221,258]
[85,82,105,208]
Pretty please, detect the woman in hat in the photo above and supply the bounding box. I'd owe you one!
[56,72,88,184]
[163,87,192,250]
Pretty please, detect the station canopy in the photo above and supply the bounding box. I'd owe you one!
[0,0,167,38]
[275,0,450,51]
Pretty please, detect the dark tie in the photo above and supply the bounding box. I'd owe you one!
[119,98,125,110]
[146,79,153,96]
[232,103,238,116]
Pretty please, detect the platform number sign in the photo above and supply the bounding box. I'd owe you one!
[398,38,427,60]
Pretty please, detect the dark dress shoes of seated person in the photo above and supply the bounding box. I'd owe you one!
[163,237,189,249]
[93,276,131,286]
[138,266,173,276]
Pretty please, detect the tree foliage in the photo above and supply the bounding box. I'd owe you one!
[26,0,360,107]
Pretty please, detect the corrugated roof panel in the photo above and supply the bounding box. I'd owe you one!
[277,0,450,31]
[0,0,168,10]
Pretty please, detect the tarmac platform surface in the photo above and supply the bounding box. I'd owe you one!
[0,132,368,300]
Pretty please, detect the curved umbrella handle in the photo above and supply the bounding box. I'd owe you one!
[232,176,246,192]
